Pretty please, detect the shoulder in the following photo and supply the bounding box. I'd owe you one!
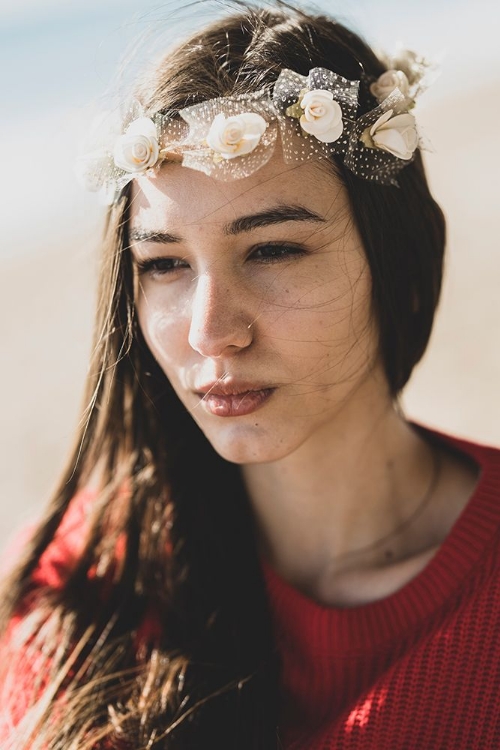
[1,487,97,590]
[411,420,500,484]
[0,488,98,743]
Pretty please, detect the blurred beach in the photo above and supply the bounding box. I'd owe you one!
[1,0,499,552]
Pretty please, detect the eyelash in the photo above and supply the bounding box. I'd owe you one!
[134,243,307,277]
[135,257,187,276]
[253,243,306,263]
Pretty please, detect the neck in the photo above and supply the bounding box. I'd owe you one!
[241,396,437,589]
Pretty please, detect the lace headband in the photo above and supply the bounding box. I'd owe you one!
[76,49,436,205]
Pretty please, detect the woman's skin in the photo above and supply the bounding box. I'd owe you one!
[130,150,479,607]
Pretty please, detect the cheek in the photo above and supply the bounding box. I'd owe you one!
[262,258,372,343]
[136,293,189,374]
[282,264,375,382]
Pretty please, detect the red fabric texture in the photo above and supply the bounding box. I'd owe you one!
[0,489,96,743]
[2,422,500,748]
[261,424,500,748]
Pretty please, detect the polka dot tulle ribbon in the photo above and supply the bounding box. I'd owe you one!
[76,64,429,204]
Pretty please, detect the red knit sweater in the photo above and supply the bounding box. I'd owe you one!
[260,425,500,748]
[1,424,500,748]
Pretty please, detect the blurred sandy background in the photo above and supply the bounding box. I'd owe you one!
[1,0,499,553]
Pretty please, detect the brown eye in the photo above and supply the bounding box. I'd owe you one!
[250,243,307,262]
[135,257,189,277]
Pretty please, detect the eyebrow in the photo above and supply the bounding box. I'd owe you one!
[129,203,325,244]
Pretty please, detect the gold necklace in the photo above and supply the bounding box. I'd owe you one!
[332,446,442,563]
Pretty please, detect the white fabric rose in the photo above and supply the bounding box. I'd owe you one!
[206,112,267,159]
[370,70,410,102]
[361,109,418,160]
[299,89,343,143]
[113,117,160,173]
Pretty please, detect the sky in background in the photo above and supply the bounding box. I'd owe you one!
[0,0,499,259]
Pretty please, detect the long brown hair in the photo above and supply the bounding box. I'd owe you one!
[0,3,445,748]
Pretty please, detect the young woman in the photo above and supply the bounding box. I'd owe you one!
[1,3,499,748]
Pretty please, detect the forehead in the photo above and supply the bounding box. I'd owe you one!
[129,150,346,230]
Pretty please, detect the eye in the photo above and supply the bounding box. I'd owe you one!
[134,256,189,277]
[250,243,307,263]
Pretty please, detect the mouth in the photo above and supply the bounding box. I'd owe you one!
[194,384,276,417]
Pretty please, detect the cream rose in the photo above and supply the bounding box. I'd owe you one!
[299,89,343,143]
[113,117,160,173]
[360,109,418,160]
[206,112,267,159]
[370,70,410,102]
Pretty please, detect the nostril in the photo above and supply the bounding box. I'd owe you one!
[188,310,254,357]
[187,276,255,356]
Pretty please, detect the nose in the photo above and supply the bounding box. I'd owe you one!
[187,272,253,357]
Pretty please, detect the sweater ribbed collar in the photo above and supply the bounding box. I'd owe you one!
[260,423,500,655]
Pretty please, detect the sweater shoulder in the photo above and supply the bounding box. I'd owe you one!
[0,489,98,744]
[1,487,97,591]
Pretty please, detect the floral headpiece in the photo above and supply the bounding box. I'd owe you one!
[76,50,436,205]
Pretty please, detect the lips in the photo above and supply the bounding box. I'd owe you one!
[194,382,276,417]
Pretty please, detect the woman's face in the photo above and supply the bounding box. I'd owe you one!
[130,152,385,464]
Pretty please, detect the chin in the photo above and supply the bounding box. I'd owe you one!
[199,422,292,465]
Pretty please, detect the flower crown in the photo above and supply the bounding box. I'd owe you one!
[76,50,436,205]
